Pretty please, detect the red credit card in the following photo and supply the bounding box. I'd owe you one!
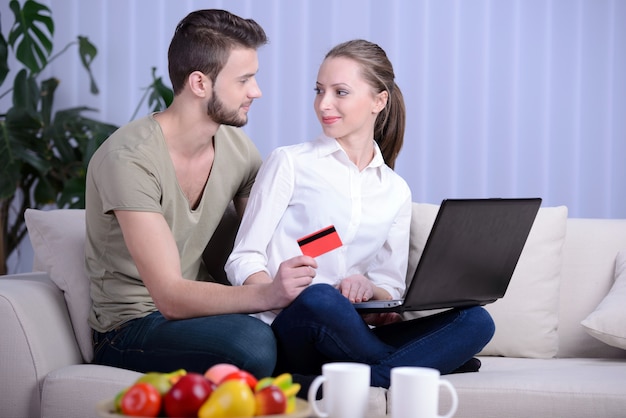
[297,225,343,258]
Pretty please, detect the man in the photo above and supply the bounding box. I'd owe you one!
[85,9,312,378]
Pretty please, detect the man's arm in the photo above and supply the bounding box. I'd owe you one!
[115,210,311,320]
[233,196,248,218]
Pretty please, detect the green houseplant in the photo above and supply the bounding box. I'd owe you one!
[0,0,173,274]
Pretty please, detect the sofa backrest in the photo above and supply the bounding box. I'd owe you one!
[557,218,626,359]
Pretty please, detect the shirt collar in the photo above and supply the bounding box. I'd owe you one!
[316,134,386,169]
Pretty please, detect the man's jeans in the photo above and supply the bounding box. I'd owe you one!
[93,311,277,378]
[272,284,495,388]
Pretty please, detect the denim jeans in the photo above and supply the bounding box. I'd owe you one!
[271,284,495,388]
[92,311,277,378]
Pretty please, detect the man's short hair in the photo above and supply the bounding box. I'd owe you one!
[168,9,268,95]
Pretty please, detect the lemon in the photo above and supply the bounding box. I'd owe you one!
[198,380,255,418]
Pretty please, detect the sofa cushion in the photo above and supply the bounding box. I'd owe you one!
[41,364,141,418]
[581,249,626,350]
[441,356,626,418]
[406,203,568,358]
[25,209,93,363]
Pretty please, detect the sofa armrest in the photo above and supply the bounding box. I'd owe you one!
[0,272,83,418]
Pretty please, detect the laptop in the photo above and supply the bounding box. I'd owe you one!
[353,198,542,313]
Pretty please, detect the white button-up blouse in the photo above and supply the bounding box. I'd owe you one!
[225,134,412,324]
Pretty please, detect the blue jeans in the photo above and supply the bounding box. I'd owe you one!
[92,311,277,378]
[271,284,495,388]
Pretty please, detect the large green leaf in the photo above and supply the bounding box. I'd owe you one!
[1,106,44,162]
[43,106,117,209]
[12,68,40,112]
[39,77,59,125]
[78,36,99,94]
[57,176,86,208]
[0,159,21,200]
[18,146,52,174]
[49,107,98,162]
[78,116,118,164]
[0,107,46,199]
[33,175,56,204]
[8,0,54,74]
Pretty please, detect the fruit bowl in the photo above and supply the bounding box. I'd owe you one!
[95,397,312,418]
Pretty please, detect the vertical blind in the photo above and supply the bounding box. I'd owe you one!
[2,0,624,219]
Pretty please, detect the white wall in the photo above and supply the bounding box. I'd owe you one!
[2,0,625,272]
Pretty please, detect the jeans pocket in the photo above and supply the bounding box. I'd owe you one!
[92,330,110,360]
[92,320,135,360]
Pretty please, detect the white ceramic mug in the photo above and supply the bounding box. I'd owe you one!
[390,367,458,418]
[308,362,371,418]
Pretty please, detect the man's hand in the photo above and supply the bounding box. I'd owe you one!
[337,274,375,303]
[245,255,317,310]
[270,255,317,305]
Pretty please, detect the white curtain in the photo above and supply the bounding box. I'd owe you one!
[2,0,624,221]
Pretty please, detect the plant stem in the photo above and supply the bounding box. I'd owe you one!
[129,87,152,122]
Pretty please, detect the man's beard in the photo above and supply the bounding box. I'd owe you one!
[206,93,247,127]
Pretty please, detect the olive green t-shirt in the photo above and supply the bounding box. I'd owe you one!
[85,114,262,332]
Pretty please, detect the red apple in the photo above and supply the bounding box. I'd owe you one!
[255,385,287,415]
[120,382,162,417]
[163,372,215,417]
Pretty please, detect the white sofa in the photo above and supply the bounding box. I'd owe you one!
[1,204,626,418]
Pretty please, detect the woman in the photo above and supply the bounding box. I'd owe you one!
[225,39,494,388]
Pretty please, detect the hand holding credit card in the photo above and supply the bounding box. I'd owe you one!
[297,225,343,257]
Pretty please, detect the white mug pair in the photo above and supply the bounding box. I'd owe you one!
[308,363,458,418]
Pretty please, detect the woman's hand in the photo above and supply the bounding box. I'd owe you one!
[337,274,375,303]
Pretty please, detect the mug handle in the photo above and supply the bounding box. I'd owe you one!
[308,375,328,418]
[438,379,458,418]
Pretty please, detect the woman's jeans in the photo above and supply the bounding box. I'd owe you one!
[93,311,277,378]
[271,284,495,388]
